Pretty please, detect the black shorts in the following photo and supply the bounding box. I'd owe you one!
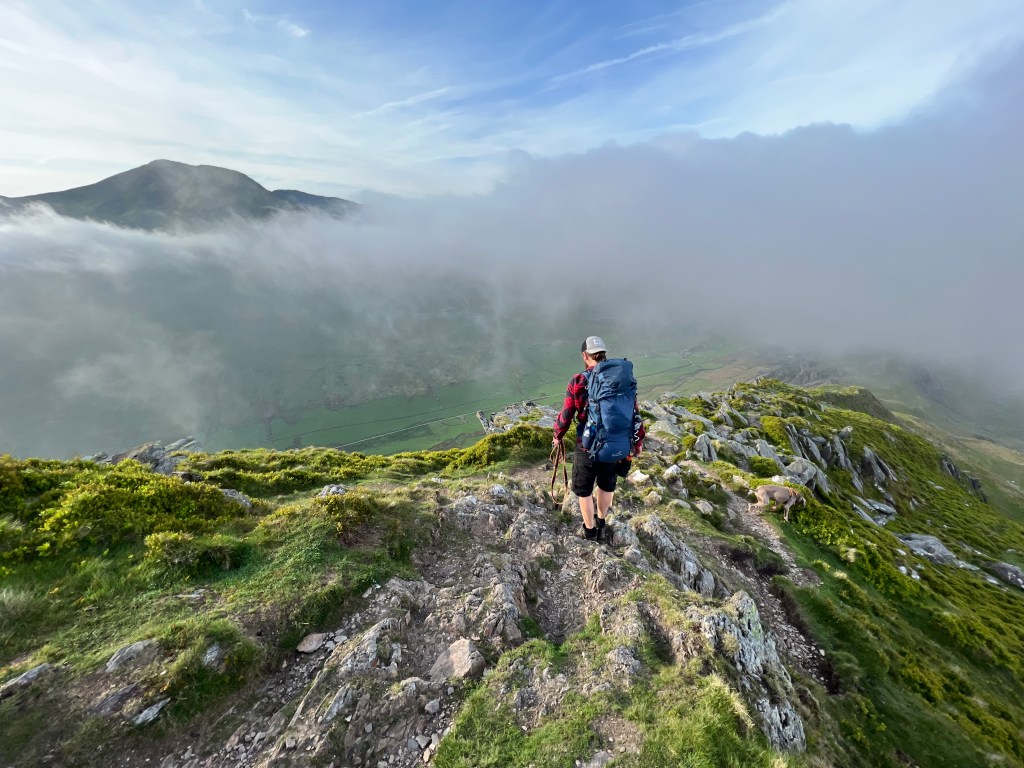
[572,445,619,497]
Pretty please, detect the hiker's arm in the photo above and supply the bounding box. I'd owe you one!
[553,375,583,443]
[631,399,646,455]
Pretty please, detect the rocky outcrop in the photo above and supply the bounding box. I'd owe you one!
[861,446,896,486]
[989,562,1024,590]
[897,534,957,565]
[694,433,717,463]
[688,593,806,751]
[477,402,558,433]
[96,437,204,475]
[0,663,55,700]
[631,514,718,597]
[784,458,831,495]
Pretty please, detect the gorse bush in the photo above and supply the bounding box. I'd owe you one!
[1,459,248,561]
[749,456,781,478]
[181,425,551,496]
[757,416,792,450]
[144,532,254,578]
[312,490,383,537]
[0,454,91,521]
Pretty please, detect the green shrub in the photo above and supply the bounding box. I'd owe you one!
[749,456,781,478]
[0,456,24,517]
[313,490,383,537]
[157,616,264,717]
[759,417,791,449]
[0,516,30,559]
[183,426,551,496]
[32,461,245,555]
[143,532,253,578]
[672,396,713,418]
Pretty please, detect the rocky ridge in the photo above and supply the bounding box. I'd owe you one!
[4,379,1024,768]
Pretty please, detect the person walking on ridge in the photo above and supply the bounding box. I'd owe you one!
[552,336,645,542]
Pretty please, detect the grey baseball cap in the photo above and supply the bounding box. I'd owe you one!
[584,336,607,354]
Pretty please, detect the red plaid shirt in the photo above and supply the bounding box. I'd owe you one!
[553,370,645,450]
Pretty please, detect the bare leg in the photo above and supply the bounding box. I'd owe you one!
[578,494,597,528]
[595,488,614,519]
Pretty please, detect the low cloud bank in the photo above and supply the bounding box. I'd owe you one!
[1,48,1021,456]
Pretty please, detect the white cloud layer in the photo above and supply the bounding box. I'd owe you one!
[1,0,1022,198]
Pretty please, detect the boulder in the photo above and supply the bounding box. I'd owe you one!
[864,499,897,517]
[297,633,327,653]
[782,425,804,459]
[628,470,650,486]
[897,534,957,565]
[663,404,715,430]
[429,639,485,681]
[220,488,252,510]
[754,440,782,465]
[693,499,715,515]
[830,434,854,472]
[92,684,139,717]
[106,640,157,673]
[318,484,347,497]
[0,663,54,700]
[649,419,682,438]
[132,698,170,725]
[940,456,960,479]
[990,562,1024,590]
[784,459,816,486]
[862,447,895,486]
[108,438,203,475]
[694,433,717,463]
[662,464,683,482]
[801,437,824,466]
[784,458,830,494]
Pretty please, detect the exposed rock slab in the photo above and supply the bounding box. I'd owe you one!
[429,639,485,681]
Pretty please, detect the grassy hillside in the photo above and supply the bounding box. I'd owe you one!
[3,380,1024,767]
[700,380,1024,766]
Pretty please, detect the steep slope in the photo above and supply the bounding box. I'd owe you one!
[2,380,1023,767]
[0,160,358,230]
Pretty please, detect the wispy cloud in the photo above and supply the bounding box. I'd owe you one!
[242,9,309,38]
[1,0,1023,198]
[356,86,454,117]
[613,0,718,40]
[552,6,786,83]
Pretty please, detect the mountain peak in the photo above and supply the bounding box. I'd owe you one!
[2,160,357,230]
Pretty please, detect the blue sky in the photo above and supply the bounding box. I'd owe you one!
[1,0,1023,198]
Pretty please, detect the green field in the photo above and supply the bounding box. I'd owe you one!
[201,339,756,455]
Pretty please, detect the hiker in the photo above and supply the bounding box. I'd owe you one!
[552,336,645,542]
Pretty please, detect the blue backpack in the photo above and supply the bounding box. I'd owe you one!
[580,358,638,462]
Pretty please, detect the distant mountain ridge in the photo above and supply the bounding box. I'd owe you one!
[0,159,358,230]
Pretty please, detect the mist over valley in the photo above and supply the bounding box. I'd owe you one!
[2,51,1022,459]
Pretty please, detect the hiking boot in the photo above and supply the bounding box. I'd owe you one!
[595,516,606,542]
[579,524,599,542]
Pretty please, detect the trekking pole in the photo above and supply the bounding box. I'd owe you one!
[549,440,569,507]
